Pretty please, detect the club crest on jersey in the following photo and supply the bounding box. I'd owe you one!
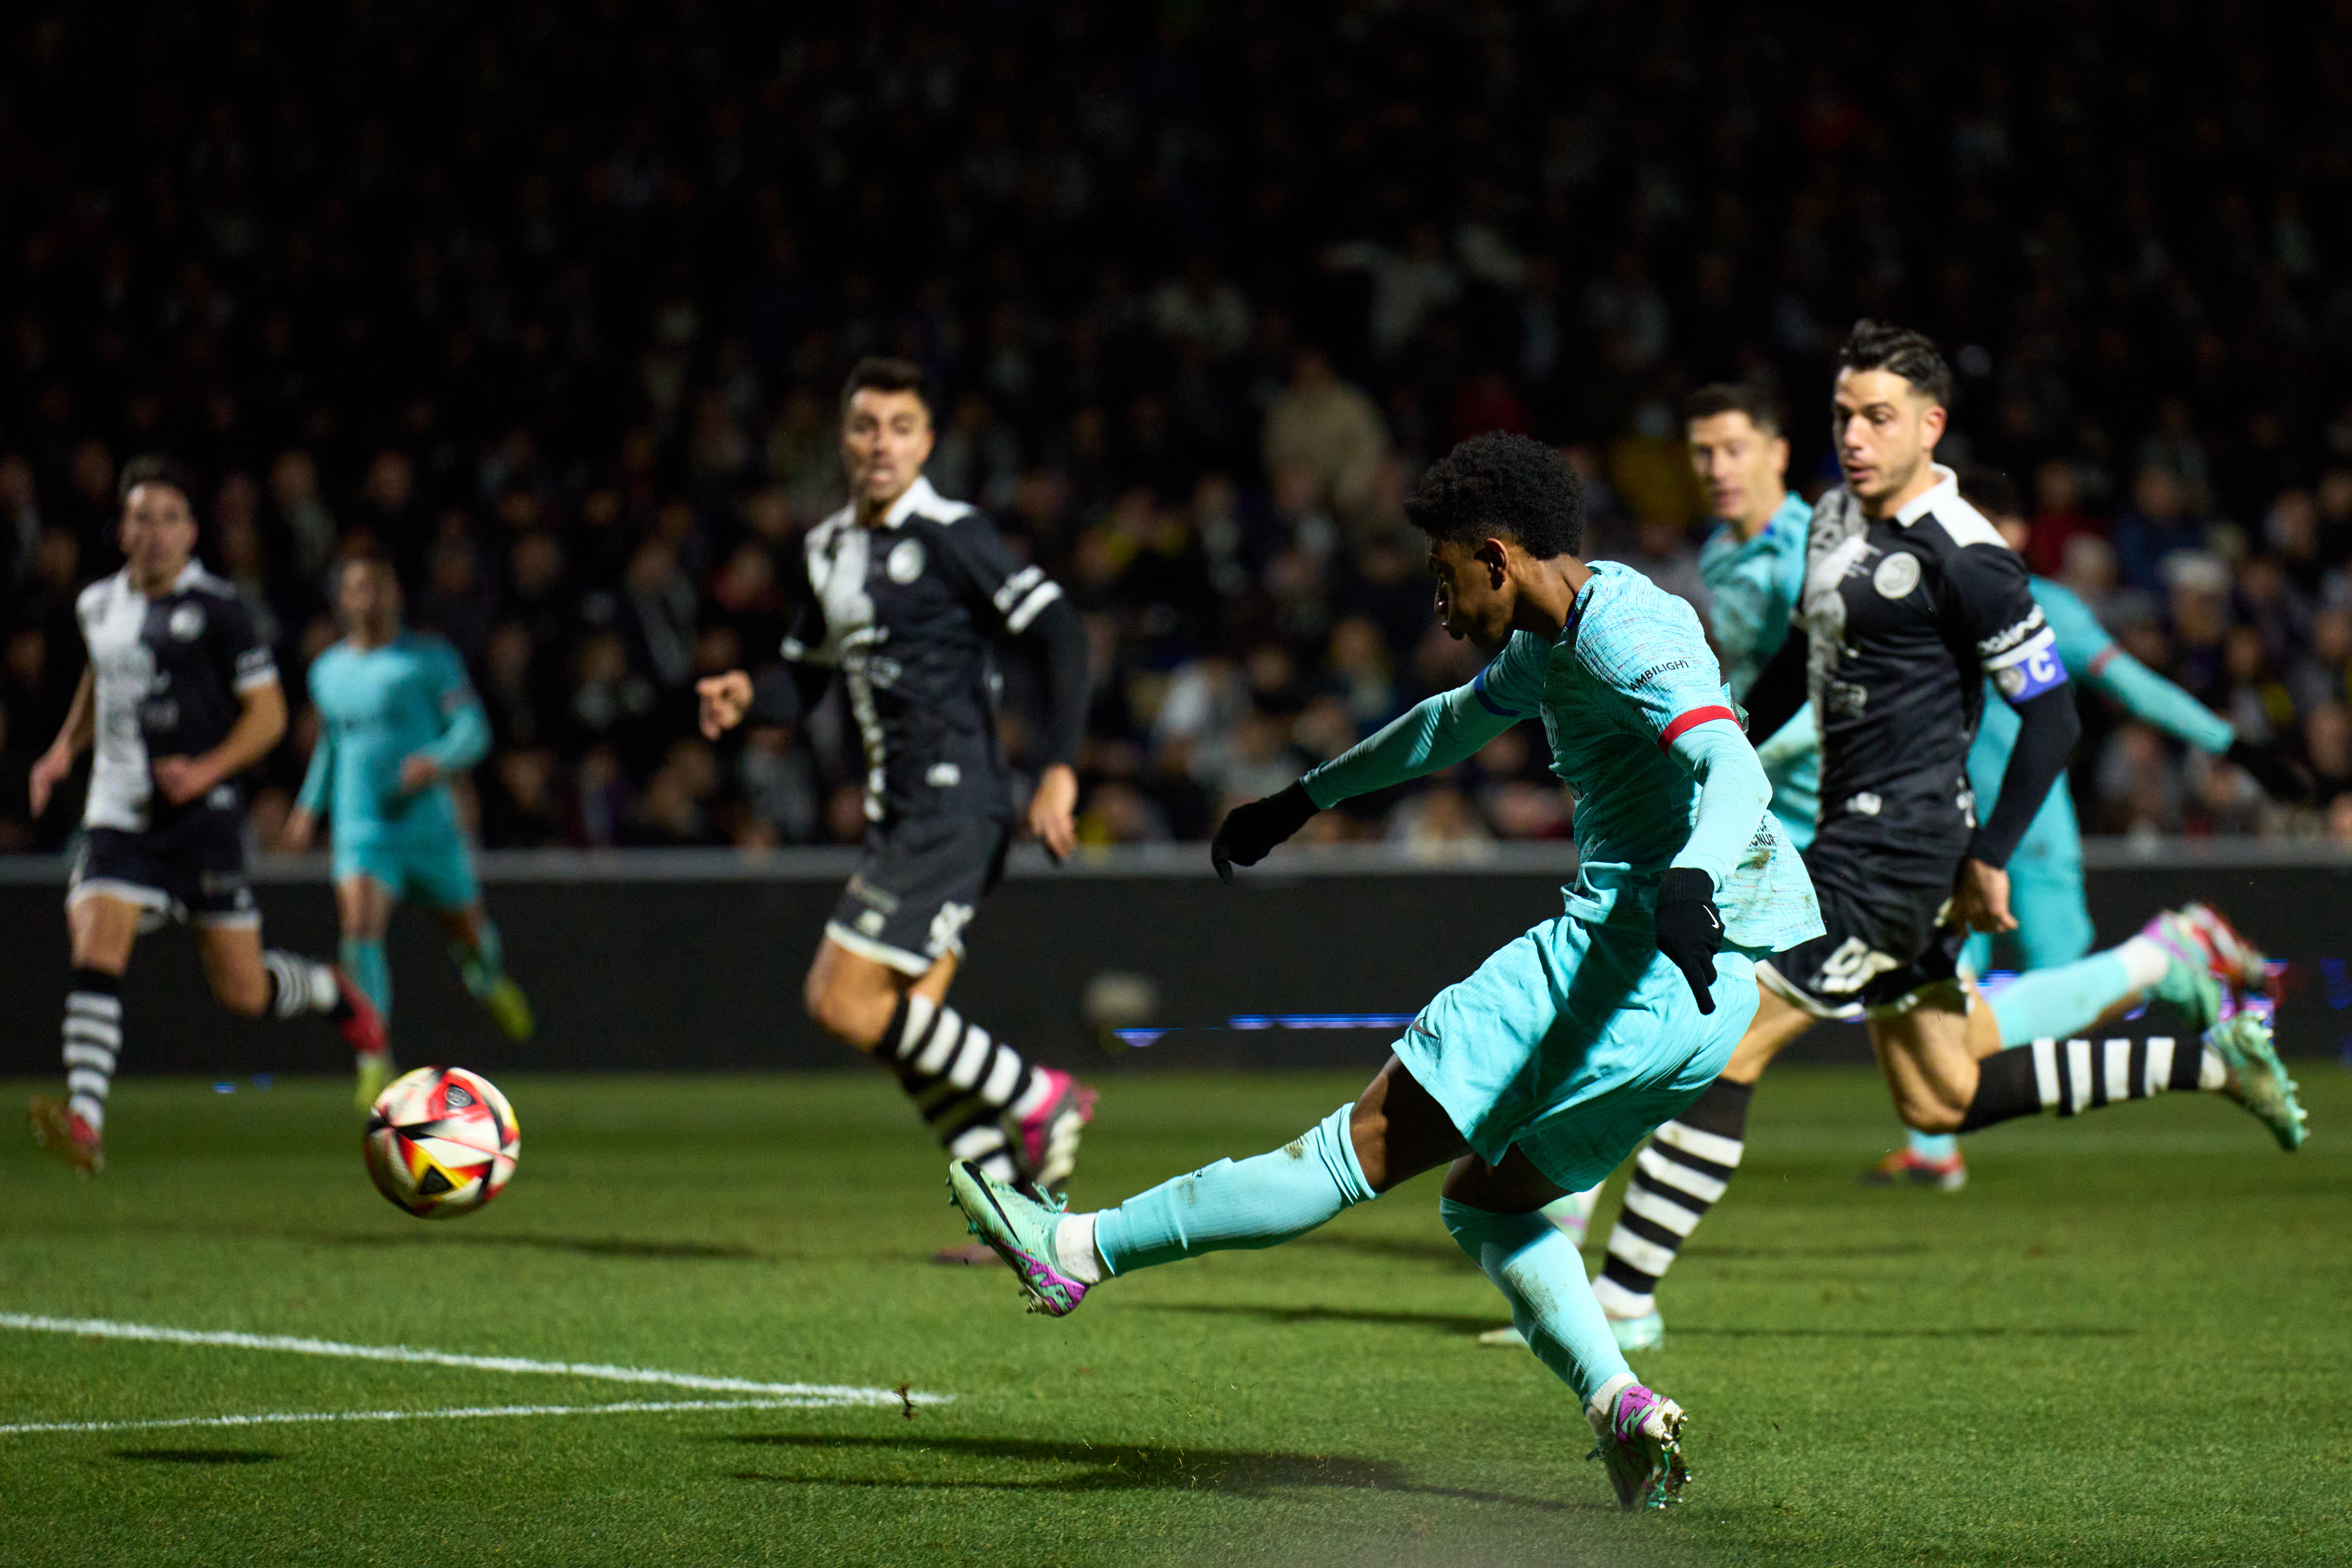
[1871,552,1921,600]
[168,603,206,640]
[885,539,926,584]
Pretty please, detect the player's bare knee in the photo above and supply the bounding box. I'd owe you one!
[805,972,890,1052]
[214,974,269,1017]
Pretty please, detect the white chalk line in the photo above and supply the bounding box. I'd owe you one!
[0,1398,850,1437]
[0,1313,950,1419]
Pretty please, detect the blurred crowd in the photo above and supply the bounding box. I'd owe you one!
[9,1,2352,853]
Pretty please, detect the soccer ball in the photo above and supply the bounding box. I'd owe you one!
[363,1066,520,1218]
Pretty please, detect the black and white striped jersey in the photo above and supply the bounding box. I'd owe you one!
[1796,465,2063,876]
[75,562,279,832]
[782,476,1065,825]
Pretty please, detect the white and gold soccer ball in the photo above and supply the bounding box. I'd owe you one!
[363,1066,520,1218]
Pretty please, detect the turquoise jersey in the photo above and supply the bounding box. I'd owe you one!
[298,632,489,847]
[1966,579,2235,863]
[1305,562,1821,955]
[1697,492,1818,848]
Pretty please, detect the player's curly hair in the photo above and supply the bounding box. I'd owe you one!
[1403,433,1585,561]
[1838,319,1954,408]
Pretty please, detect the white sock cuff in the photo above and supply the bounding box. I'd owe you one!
[2199,1047,2228,1092]
[2114,934,2172,994]
[1054,1211,1105,1286]
[1585,1372,1639,1434]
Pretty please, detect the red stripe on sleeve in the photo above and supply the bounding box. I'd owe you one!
[2087,645,2119,678]
[1657,705,1740,752]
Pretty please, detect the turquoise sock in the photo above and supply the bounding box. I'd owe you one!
[453,918,505,1001]
[1990,950,2135,1046]
[1442,1198,1628,1405]
[339,936,391,1029]
[1907,1130,1959,1161]
[1094,1104,1374,1275]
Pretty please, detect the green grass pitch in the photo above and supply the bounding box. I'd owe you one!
[3,1066,2347,1567]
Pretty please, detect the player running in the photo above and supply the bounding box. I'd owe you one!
[698,357,1097,1194]
[1585,324,2305,1348]
[950,434,1825,1510]
[27,457,386,1174]
[282,555,533,1107]
[1860,469,2306,1188]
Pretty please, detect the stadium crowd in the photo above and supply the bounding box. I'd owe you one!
[9,1,2352,854]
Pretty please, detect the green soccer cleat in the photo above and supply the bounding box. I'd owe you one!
[1587,1379,1690,1510]
[2139,910,2226,1030]
[353,1050,397,1114]
[946,1160,1090,1317]
[482,976,535,1042]
[2205,1013,2308,1151]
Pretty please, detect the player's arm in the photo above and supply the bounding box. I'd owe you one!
[283,703,335,850]
[28,666,95,816]
[154,680,288,805]
[701,567,836,737]
[1654,715,1775,1014]
[1212,648,1530,881]
[937,515,1091,861]
[2051,593,2312,804]
[1953,558,2081,931]
[153,602,286,806]
[400,645,492,793]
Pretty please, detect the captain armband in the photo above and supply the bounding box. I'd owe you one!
[1984,627,2067,705]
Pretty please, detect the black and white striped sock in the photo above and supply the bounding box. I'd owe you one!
[1593,1078,1752,1322]
[887,995,1052,1184]
[62,968,124,1133]
[261,950,345,1019]
[1958,1036,2223,1130]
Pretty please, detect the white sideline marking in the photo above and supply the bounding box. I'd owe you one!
[0,1313,948,1407]
[0,1398,838,1437]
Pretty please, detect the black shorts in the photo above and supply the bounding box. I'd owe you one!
[824,813,1013,975]
[1757,859,1966,1020]
[69,812,259,930]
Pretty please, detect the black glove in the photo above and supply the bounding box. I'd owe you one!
[1210,782,1319,883]
[2226,737,2315,806]
[1653,867,1725,1015]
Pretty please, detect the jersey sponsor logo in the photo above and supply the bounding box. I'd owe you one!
[1845,792,1882,816]
[1871,552,1921,599]
[885,538,926,583]
[1812,936,1902,996]
[168,603,206,640]
[926,762,962,787]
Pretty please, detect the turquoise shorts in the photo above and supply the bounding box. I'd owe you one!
[333,832,480,910]
[1393,913,1760,1193]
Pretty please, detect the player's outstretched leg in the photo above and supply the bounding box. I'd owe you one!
[30,966,121,1177]
[1444,1199,1687,1509]
[1958,1015,2305,1148]
[336,935,397,1109]
[890,994,1093,1190]
[448,913,534,1043]
[1866,908,2238,1187]
[1591,1080,1751,1350]
[259,947,389,1104]
[948,1100,1377,1315]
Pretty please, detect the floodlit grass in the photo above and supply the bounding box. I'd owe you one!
[2,1067,2346,1567]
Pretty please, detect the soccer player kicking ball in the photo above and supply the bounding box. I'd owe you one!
[951,434,1826,1510]
[700,358,1097,1196]
[27,457,386,1174]
[1591,324,2307,1347]
[282,555,533,1108]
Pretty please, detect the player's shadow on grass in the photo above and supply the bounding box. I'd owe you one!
[1680,1243,1934,1260]
[1132,1301,1503,1335]
[721,1434,1599,1510]
[111,1449,278,1464]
